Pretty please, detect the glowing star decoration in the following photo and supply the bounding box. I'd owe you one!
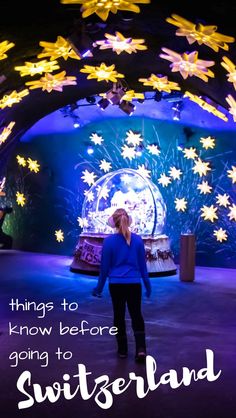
[121,145,136,161]
[16,191,26,207]
[182,147,198,160]
[225,95,236,122]
[192,158,211,177]
[80,63,124,83]
[200,136,216,150]
[166,14,235,52]
[55,229,64,242]
[125,130,143,146]
[84,190,95,202]
[38,36,82,61]
[94,32,147,55]
[200,205,218,222]
[25,71,76,93]
[216,193,230,207]
[90,133,104,145]
[121,90,144,102]
[99,159,112,173]
[0,122,15,145]
[81,169,97,186]
[97,185,109,200]
[16,155,27,167]
[0,40,15,60]
[15,60,60,77]
[0,89,29,109]
[136,165,151,178]
[228,204,236,221]
[147,144,161,156]
[138,74,180,93]
[227,165,236,183]
[175,197,187,212]
[197,180,212,194]
[158,174,172,187]
[213,228,228,242]
[184,91,228,122]
[168,166,182,180]
[160,48,215,82]
[77,217,89,228]
[27,158,40,173]
[60,0,150,21]
[221,56,236,89]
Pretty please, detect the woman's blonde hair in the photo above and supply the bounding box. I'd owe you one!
[112,208,131,245]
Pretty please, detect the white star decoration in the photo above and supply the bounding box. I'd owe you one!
[121,144,136,160]
[96,185,109,200]
[147,144,161,156]
[99,159,112,172]
[216,193,230,207]
[192,158,211,177]
[77,217,89,228]
[227,204,236,221]
[213,228,228,242]
[182,147,198,159]
[81,169,97,186]
[125,130,143,147]
[136,164,151,178]
[90,133,104,145]
[175,197,187,212]
[158,174,172,187]
[168,166,182,180]
[55,229,64,242]
[84,190,95,202]
[227,165,236,183]
[200,205,218,222]
[200,136,216,149]
[197,180,212,194]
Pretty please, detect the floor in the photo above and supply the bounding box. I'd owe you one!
[0,251,235,418]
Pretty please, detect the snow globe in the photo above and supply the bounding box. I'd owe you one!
[70,168,176,275]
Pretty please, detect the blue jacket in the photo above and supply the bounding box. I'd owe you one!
[95,232,151,294]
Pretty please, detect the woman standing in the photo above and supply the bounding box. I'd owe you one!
[93,208,151,362]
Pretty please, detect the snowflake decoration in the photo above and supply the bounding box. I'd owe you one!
[184,91,228,122]
[0,122,15,145]
[225,94,236,121]
[90,133,104,145]
[139,74,180,93]
[81,169,97,186]
[213,228,228,242]
[227,165,236,183]
[16,191,26,207]
[221,56,236,90]
[125,130,143,146]
[168,166,182,180]
[200,205,218,222]
[94,31,147,55]
[121,144,136,160]
[136,164,151,178]
[197,180,212,194]
[121,90,144,102]
[175,197,187,212]
[182,147,198,160]
[200,136,215,150]
[0,40,15,60]
[84,190,95,202]
[15,60,60,77]
[216,193,230,207]
[80,63,124,83]
[192,158,211,177]
[16,155,27,167]
[55,229,64,242]
[159,48,215,82]
[97,185,109,200]
[60,0,150,21]
[99,159,112,173]
[0,89,29,109]
[25,71,77,93]
[77,217,89,228]
[27,158,40,173]
[147,144,161,156]
[166,14,234,52]
[158,174,172,187]
[228,204,236,221]
[38,36,82,61]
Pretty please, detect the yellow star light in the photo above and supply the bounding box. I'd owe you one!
[185,91,228,122]
[200,205,218,222]
[27,158,40,173]
[227,165,236,183]
[38,36,82,61]
[25,71,76,93]
[0,122,15,145]
[94,31,147,55]
[80,63,124,83]
[81,169,97,186]
[225,94,236,121]
[192,158,211,177]
[121,144,136,160]
[0,89,29,109]
[136,164,151,178]
[90,133,104,145]
[147,144,161,156]
[121,90,144,102]
[60,0,150,21]
[55,229,64,242]
[200,136,215,150]
[197,180,212,194]
[221,56,236,89]
[158,174,172,187]
[0,40,15,60]
[125,130,143,146]
[15,60,60,77]
[228,204,236,221]
[213,228,228,242]
[175,197,187,212]
[216,193,230,207]
[99,159,112,173]
[138,74,180,93]
[168,166,182,180]
[16,155,27,167]
[166,14,234,52]
[159,48,215,82]
[16,191,26,207]
[77,217,89,228]
[182,147,198,160]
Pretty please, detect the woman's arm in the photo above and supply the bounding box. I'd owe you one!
[138,239,151,297]
[93,238,111,295]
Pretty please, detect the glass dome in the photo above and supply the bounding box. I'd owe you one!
[81,168,166,236]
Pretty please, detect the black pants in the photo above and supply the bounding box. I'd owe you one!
[109,283,146,354]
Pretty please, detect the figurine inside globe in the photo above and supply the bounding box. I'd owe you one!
[81,168,166,236]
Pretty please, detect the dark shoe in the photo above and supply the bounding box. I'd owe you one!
[135,348,146,363]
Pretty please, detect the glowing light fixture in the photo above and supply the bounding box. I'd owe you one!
[139,74,180,93]
[221,56,236,90]
[136,164,151,178]
[227,165,236,183]
[175,197,187,212]
[225,94,236,121]
[200,136,215,149]
[192,158,211,177]
[16,155,27,167]
[184,91,228,122]
[87,145,94,155]
[216,193,230,207]
[77,217,89,228]
[0,40,15,60]
[16,191,26,207]
[0,121,15,145]
[125,130,143,146]
[0,89,29,109]
[90,133,104,145]
[213,228,228,242]
[84,190,95,202]
[158,174,172,187]
[121,144,136,160]
[228,204,236,221]
[94,31,147,54]
[27,158,40,173]
[15,60,60,77]
[38,36,82,61]
[99,160,112,173]
[55,230,64,242]
[200,205,218,222]
[197,180,212,194]
[147,144,161,156]
[182,147,198,160]
[25,71,77,92]
[81,169,97,186]
[168,166,182,180]
[80,63,124,83]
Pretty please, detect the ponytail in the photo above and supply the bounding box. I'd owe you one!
[111,208,131,245]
